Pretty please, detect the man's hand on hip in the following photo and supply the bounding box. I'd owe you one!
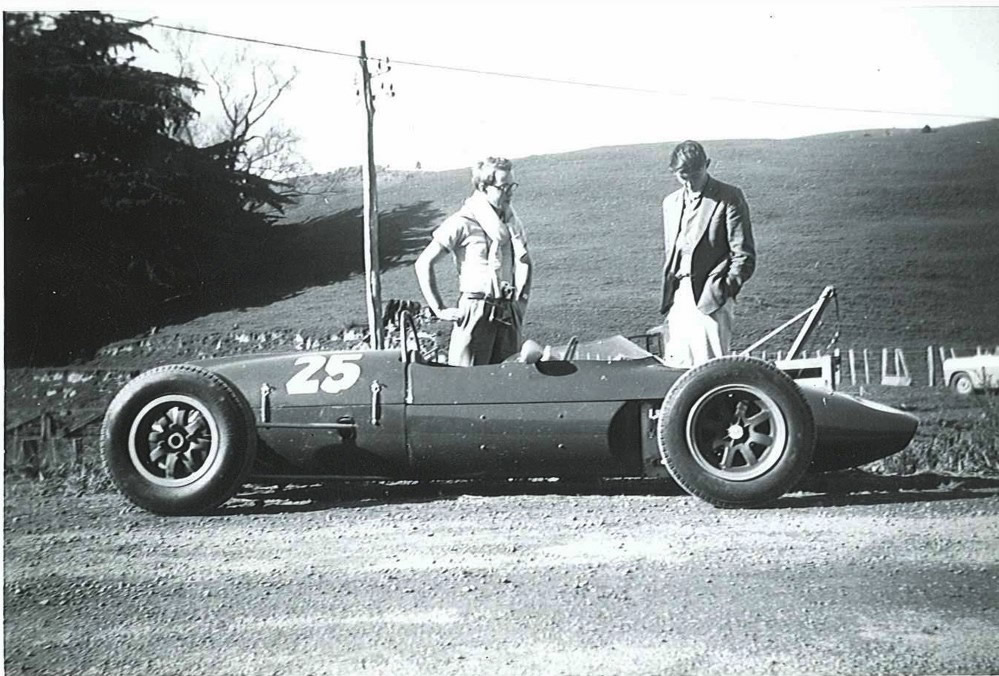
[435,307,463,322]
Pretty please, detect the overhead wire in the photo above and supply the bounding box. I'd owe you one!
[120,17,996,121]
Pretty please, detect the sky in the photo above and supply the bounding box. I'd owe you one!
[46,2,999,172]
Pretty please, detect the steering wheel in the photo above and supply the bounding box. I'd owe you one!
[563,336,579,362]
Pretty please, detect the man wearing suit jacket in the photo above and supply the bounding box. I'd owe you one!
[659,140,756,366]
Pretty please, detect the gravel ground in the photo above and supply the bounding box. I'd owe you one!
[4,480,999,676]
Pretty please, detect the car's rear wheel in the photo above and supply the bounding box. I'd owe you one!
[101,364,257,515]
[657,356,815,508]
[951,372,975,396]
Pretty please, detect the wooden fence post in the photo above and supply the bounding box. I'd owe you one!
[848,348,857,386]
[896,348,910,379]
[927,346,935,387]
[863,349,870,384]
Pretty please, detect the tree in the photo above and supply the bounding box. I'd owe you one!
[164,31,344,203]
[5,12,199,234]
[164,34,315,203]
[3,11,293,364]
[206,52,299,177]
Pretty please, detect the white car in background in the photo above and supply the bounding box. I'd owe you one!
[942,353,999,395]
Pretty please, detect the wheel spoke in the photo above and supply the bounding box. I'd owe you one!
[166,406,185,427]
[718,442,736,469]
[179,452,198,475]
[709,434,729,451]
[163,453,179,479]
[735,442,759,466]
[149,443,167,463]
[184,409,205,436]
[189,438,210,452]
[148,425,169,444]
[745,409,771,427]
[189,440,210,468]
[749,432,773,448]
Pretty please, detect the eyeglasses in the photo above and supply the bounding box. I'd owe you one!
[490,182,519,194]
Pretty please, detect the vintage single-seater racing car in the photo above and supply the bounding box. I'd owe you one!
[100,302,919,514]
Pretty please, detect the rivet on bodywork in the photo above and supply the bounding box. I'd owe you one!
[479,444,488,450]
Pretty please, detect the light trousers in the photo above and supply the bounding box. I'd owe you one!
[662,278,734,367]
[447,296,522,366]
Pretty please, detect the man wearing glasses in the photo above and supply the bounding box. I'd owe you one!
[416,156,532,366]
[659,140,756,366]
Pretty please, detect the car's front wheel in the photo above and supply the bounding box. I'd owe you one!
[657,356,815,508]
[101,364,257,515]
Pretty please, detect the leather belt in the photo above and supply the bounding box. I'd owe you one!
[462,292,512,302]
[462,292,514,326]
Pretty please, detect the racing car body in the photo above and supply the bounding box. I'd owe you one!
[101,326,919,515]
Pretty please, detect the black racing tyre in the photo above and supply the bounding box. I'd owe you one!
[657,356,815,508]
[950,372,975,396]
[100,364,257,515]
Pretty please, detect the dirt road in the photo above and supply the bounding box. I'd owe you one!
[4,481,999,676]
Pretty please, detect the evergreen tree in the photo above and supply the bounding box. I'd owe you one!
[4,11,293,364]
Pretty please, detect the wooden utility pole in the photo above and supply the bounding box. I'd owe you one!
[359,40,383,349]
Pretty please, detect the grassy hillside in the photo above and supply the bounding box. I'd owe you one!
[144,120,999,359]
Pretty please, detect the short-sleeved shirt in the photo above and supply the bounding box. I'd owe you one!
[432,193,528,297]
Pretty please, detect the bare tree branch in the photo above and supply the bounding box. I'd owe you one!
[163,35,320,207]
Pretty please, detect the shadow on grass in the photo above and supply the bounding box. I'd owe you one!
[219,471,999,515]
[158,200,445,325]
[5,200,445,366]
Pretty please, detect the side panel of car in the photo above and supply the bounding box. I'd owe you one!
[206,350,411,476]
[407,400,639,478]
[405,358,681,405]
[402,360,673,478]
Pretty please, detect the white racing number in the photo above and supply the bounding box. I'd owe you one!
[286,354,363,395]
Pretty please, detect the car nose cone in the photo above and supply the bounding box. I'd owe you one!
[802,387,919,472]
